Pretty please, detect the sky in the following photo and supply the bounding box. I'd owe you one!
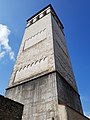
[0,0,90,118]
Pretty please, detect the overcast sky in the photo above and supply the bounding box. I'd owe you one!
[0,0,90,118]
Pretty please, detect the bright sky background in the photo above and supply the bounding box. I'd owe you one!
[0,0,90,118]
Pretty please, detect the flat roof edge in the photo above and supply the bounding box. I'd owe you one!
[27,4,64,29]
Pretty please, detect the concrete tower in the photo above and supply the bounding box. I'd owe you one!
[5,4,89,120]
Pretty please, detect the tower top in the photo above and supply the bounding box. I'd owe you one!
[26,4,64,30]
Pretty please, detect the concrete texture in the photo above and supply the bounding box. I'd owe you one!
[8,7,55,87]
[56,72,83,113]
[6,73,58,120]
[5,4,89,120]
[58,105,90,120]
[52,14,78,91]
[7,4,78,93]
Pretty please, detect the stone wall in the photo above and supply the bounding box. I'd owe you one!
[0,95,23,120]
[8,11,55,88]
[58,105,90,120]
[5,5,86,120]
[56,72,83,113]
[52,14,78,91]
[66,105,90,120]
[6,72,58,120]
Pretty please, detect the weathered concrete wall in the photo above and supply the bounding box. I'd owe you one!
[56,72,83,114]
[5,5,85,120]
[58,105,90,120]
[8,8,55,87]
[0,95,23,120]
[6,73,58,120]
[51,14,83,113]
[52,14,78,91]
[58,105,68,120]
[66,105,90,120]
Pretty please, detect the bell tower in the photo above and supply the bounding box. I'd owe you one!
[5,4,89,120]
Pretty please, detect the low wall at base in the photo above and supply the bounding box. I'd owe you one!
[58,105,90,120]
[66,105,90,120]
[0,95,23,120]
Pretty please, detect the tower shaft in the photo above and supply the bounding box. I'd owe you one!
[5,5,89,120]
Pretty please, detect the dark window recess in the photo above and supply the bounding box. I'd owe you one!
[43,11,47,16]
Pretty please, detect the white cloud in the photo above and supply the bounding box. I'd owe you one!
[0,51,5,60]
[0,24,15,61]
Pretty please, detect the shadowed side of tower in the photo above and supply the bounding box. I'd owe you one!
[5,4,89,120]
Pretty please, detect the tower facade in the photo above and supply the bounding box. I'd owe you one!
[5,5,89,120]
